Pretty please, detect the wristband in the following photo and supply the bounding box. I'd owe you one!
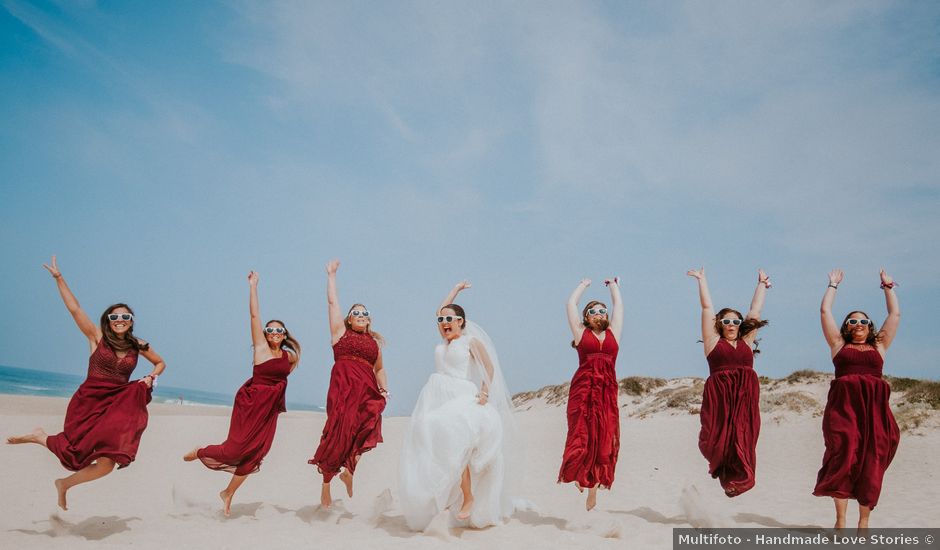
[880,281,896,290]
[828,283,838,289]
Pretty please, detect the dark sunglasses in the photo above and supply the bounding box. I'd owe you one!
[108,313,134,322]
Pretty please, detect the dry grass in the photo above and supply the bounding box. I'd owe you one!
[619,376,667,396]
[885,376,921,393]
[783,370,828,384]
[899,380,940,409]
[759,391,821,414]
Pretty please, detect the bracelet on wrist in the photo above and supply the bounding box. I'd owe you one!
[828,283,839,289]
[880,281,896,290]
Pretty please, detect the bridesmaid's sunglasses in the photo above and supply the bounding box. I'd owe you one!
[349,310,370,317]
[107,313,134,321]
[587,308,608,315]
[846,319,871,326]
[720,319,742,326]
[264,327,287,334]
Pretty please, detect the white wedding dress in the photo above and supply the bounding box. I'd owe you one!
[399,323,516,530]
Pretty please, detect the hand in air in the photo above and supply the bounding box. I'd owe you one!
[686,267,705,280]
[248,271,259,286]
[455,280,472,291]
[326,259,340,275]
[880,268,894,287]
[579,278,592,287]
[758,269,772,288]
[42,256,61,279]
[828,269,844,286]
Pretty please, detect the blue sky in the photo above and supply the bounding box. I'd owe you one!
[1,0,938,415]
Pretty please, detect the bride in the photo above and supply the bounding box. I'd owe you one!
[399,281,516,530]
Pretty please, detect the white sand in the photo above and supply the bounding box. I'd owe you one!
[1,389,937,549]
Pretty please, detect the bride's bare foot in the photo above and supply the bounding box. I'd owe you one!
[219,490,233,517]
[54,479,68,511]
[320,483,332,508]
[339,470,353,498]
[182,448,199,462]
[586,487,598,511]
[457,496,474,520]
[8,427,47,445]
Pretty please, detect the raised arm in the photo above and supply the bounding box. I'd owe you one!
[248,271,270,362]
[605,277,624,343]
[567,279,590,345]
[820,269,844,352]
[469,338,495,405]
[877,269,900,351]
[43,256,99,349]
[687,268,719,355]
[325,260,345,345]
[439,281,471,313]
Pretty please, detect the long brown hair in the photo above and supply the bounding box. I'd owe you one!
[714,307,769,353]
[99,303,149,353]
[344,303,385,346]
[840,310,880,345]
[266,319,302,362]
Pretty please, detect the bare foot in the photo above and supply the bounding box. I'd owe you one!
[586,488,598,511]
[54,479,68,511]
[320,483,332,509]
[858,519,869,529]
[834,519,845,529]
[456,496,474,520]
[7,427,47,445]
[575,482,584,494]
[219,490,233,517]
[339,470,354,498]
[182,448,199,462]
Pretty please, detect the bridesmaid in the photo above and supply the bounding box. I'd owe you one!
[686,267,770,497]
[309,260,388,508]
[814,269,900,529]
[184,271,300,517]
[558,277,623,511]
[7,256,166,510]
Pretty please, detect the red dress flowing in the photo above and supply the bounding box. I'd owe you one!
[197,353,291,475]
[813,345,900,509]
[46,340,152,471]
[308,330,385,482]
[699,338,761,497]
[558,328,620,489]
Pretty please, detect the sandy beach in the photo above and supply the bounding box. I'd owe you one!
[2,377,938,549]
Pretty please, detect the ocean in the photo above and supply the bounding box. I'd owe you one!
[0,365,322,411]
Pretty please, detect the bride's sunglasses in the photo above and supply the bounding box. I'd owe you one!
[846,319,871,326]
[108,313,134,322]
[264,327,287,334]
[437,315,463,323]
[720,319,742,326]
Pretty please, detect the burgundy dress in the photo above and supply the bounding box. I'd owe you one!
[813,345,900,509]
[46,340,152,471]
[309,330,385,482]
[198,353,290,475]
[699,338,761,497]
[558,328,620,489]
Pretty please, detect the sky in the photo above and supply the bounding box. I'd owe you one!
[1,0,938,415]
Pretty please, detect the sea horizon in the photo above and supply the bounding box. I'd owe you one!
[0,365,323,412]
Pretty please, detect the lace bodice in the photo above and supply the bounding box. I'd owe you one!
[333,329,379,365]
[87,339,139,381]
[434,336,474,380]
